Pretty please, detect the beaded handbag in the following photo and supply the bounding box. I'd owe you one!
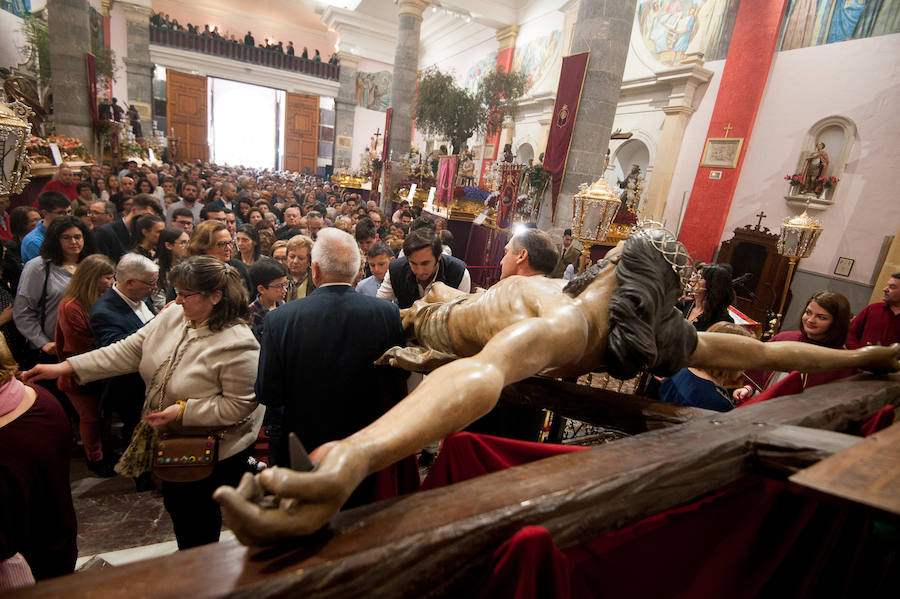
[153,434,218,482]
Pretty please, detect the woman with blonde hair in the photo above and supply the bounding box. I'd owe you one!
[189,220,253,295]
[55,254,116,476]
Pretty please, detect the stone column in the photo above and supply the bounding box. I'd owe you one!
[387,0,429,196]
[47,0,94,146]
[554,0,637,227]
[642,65,713,221]
[120,0,153,107]
[333,51,360,171]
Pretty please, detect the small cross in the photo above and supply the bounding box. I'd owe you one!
[373,128,382,145]
[755,210,766,230]
[723,123,734,137]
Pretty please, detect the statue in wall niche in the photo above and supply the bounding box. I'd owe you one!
[213,224,900,546]
[799,142,829,195]
[618,164,644,212]
[502,143,514,163]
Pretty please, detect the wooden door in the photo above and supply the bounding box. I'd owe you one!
[284,92,318,173]
[166,70,209,162]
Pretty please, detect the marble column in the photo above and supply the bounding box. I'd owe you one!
[554,0,637,226]
[642,65,713,221]
[120,0,153,107]
[333,51,360,171]
[47,0,94,146]
[387,0,429,197]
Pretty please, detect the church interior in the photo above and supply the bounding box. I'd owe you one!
[1,0,899,596]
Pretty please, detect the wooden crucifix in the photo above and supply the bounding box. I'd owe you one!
[755,210,766,230]
[24,375,900,599]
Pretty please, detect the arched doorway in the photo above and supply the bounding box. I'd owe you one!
[517,142,535,166]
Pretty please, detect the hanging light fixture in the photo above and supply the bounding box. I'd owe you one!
[770,208,823,334]
[0,95,34,196]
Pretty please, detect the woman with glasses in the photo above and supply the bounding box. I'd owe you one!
[24,256,264,550]
[188,220,253,296]
[54,254,116,476]
[153,227,190,309]
[13,217,96,363]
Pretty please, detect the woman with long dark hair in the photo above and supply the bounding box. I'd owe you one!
[678,263,734,332]
[153,227,190,309]
[235,224,260,266]
[735,290,854,402]
[129,214,165,260]
[13,217,96,360]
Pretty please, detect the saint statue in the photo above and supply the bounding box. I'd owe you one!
[800,142,829,195]
[458,153,476,186]
[111,97,124,123]
[503,143,514,163]
[127,104,143,138]
[214,225,899,546]
[617,164,643,211]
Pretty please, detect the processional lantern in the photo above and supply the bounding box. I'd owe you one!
[0,94,34,196]
[771,208,823,334]
[571,177,620,273]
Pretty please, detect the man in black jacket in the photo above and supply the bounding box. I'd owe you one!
[376,229,470,308]
[257,228,408,507]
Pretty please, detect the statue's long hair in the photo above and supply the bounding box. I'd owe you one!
[564,231,698,379]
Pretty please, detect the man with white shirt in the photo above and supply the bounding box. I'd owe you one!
[377,229,470,308]
[89,253,159,487]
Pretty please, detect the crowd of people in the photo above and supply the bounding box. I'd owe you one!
[1,157,897,586]
[149,12,340,65]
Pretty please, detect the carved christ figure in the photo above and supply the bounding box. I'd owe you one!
[214,227,899,545]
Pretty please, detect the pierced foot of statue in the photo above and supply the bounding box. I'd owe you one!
[375,345,458,373]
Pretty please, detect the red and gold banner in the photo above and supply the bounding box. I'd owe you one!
[436,155,457,206]
[86,53,99,125]
[542,52,589,222]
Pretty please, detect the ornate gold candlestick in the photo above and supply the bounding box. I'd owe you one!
[769,209,823,336]
[571,177,620,273]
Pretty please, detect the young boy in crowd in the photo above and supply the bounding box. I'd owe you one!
[247,258,289,341]
[356,242,394,298]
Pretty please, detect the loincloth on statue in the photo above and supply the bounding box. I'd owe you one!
[413,295,468,355]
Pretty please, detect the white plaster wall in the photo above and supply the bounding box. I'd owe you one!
[109,2,129,102]
[722,33,900,285]
[0,10,28,70]
[661,60,726,232]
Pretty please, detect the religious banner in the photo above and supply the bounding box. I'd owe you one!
[436,155,457,206]
[86,53,99,125]
[495,163,525,229]
[542,52,589,222]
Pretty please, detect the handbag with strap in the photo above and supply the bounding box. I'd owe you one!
[153,433,218,482]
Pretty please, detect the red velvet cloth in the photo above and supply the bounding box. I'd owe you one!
[431,425,895,597]
[421,432,586,491]
[476,526,570,599]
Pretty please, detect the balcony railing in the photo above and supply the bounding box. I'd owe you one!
[150,26,340,81]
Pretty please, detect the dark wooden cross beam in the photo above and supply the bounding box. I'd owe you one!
[19,375,899,599]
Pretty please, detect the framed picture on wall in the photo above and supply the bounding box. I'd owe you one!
[834,257,854,277]
[484,144,495,161]
[336,135,352,149]
[472,145,483,160]
[700,137,744,168]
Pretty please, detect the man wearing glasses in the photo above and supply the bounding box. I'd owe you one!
[20,192,74,263]
[89,253,160,489]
